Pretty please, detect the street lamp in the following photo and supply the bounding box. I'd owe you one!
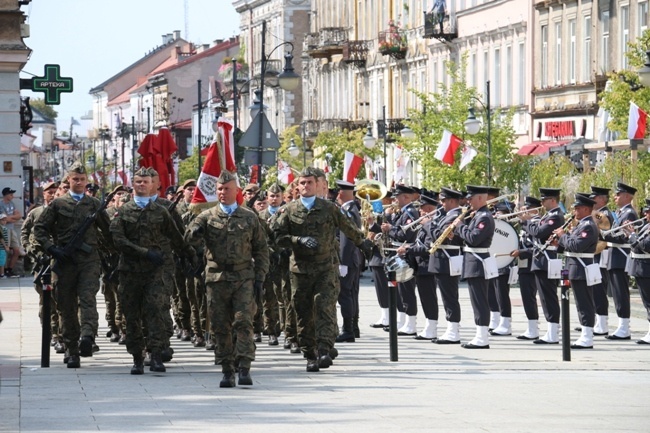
[464,80,492,185]
[363,124,376,149]
[400,125,416,139]
[638,49,650,87]
[288,138,300,158]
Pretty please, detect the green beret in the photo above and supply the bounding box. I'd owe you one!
[268,183,285,194]
[216,170,237,184]
[300,167,320,178]
[66,161,86,176]
[134,167,152,177]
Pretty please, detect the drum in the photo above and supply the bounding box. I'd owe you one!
[490,219,519,269]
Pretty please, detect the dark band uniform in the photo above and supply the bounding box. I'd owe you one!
[629,199,650,344]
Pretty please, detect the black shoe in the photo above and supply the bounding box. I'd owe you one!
[254,333,262,343]
[149,353,166,372]
[54,341,66,353]
[413,335,433,341]
[268,335,279,346]
[370,323,387,328]
[593,331,609,336]
[570,344,593,349]
[516,335,539,340]
[92,342,100,353]
[397,331,417,336]
[574,326,582,332]
[79,336,93,357]
[533,339,559,345]
[161,347,173,362]
[193,336,206,347]
[306,359,320,372]
[131,357,144,375]
[110,333,121,343]
[105,330,113,338]
[329,347,338,360]
[489,330,512,336]
[383,326,390,332]
[220,371,236,388]
[461,342,490,349]
[50,337,58,347]
[67,355,80,368]
[290,342,301,354]
[238,367,253,386]
[335,331,355,343]
[283,338,291,349]
[605,334,631,340]
[318,351,333,369]
[180,330,192,342]
[636,339,650,345]
[435,338,460,345]
[118,334,127,345]
[206,342,216,351]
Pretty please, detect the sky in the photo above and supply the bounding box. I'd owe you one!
[20,0,240,133]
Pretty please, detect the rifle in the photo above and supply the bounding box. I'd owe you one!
[32,253,52,286]
[52,191,116,275]
[167,190,184,214]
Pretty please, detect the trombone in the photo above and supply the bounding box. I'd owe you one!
[600,218,645,236]
[401,208,442,231]
[496,206,543,221]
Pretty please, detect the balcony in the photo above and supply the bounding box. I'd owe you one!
[321,118,352,131]
[348,120,369,132]
[305,28,348,59]
[305,119,321,137]
[423,11,458,42]
[378,29,408,61]
[377,118,405,142]
[343,40,370,68]
[252,59,282,80]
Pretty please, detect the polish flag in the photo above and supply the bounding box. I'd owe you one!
[434,130,463,166]
[277,160,295,184]
[343,151,363,182]
[364,156,374,180]
[628,102,648,139]
[459,145,478,170]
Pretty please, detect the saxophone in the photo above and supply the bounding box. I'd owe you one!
[428,206,470,254]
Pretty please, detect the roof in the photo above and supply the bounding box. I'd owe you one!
[156,37,239,75]
[172,119,192,129]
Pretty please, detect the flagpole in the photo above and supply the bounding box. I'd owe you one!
[197,79,202,178]
[257,20,267,187]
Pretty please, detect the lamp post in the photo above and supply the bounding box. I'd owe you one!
[197,79,203,178]
[637,49,650,87]
[464,80,492,185]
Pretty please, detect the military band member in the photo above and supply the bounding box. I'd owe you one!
[34,162,113,368]
[523,188,564,345]
[489,198,515,336]
[589,186,615,336]
[271,167,372,372]
[368,191,396,328]
[398,192,442,341]
[511,196,542,340]
[381,184,420,335]
[601,182,638,340]
[335,180,363,343]
[186,171,269,387]
[555,193,599,349]
[454,185,495,349]
[629,199,650,345]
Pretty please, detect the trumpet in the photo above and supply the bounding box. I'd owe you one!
[600,218,645,236]
[496,206,543,221]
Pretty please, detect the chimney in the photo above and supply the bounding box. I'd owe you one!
[173,30,181,40]
[166,33,173,44]
[214,39,224,46]
[162,34,168,44]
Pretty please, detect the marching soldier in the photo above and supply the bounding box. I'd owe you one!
[110,168,192,374]
[271,167,373,372]
[335,180,363,343]
[511,196,543,340]
[380,184,420,335]
[34,162,113,368]
[555,193,599,349]
[629,199,650,345]
[186,171,269,387]
[522,188,564,345]
[454,185,495,349]
[589,186,615,336]
[601,181,638,340]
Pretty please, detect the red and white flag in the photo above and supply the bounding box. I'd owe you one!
[277,160,295,184]
[343,151,363,182]
[459,145,478,170]
[191,118,241,210]
[434,130,463,166]
[364,156,374,180]
[628,101,648,139]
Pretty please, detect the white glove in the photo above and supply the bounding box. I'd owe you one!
[338,265,348,278]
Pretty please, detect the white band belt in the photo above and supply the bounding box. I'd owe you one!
[564,252,595,258]
[631,252,650,259]
[464,247,489,254]
[606,243,631,248]
[437,245,461,250]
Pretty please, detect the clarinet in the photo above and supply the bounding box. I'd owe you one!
[534,215,575,258]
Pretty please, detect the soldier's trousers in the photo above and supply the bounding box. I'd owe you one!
[282,265,297,342]
[119,271,166,355]
[184,273,202,337]
[53,262,101,354]
[194,275,207,336]
[571,280,595,327]
[263,270,280,335]
[173,267,192,331]
[608,269,630,318]
[436,274,461,323]
[398,279,417,316]
[593,258,610,316]
[207,279,256,370]
[103,277,123,334]
[467,277,490,327]
[415,273,438,321]
[35,284,60,338]
[291,267,338,356]
[161,265,176,344]
[534,270,560,323]
[518,272,539,320]
[493,273,511,317]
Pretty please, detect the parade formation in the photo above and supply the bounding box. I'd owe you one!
[12,155,650,388]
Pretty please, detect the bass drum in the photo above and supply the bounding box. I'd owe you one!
[491,219,519,269]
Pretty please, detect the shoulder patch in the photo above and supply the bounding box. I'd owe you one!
[478,222,485,229]
[547,220,555,226]
[581,231,588,238]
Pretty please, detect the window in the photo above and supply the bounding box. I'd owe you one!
[494,48,501,106]
[518,42,525,105]
[569,19,576,83]
[601,10,610,73]
[419,70,427,110]
[583,15,592,82]
[506,45,512,106]
[541,25,548,87]
[621,5,629,70]
[640,2,648,33]
[555,22,562,85]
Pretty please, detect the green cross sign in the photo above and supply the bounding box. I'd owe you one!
[31,64,73,105]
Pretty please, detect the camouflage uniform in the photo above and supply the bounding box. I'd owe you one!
[33,190,112,358]
[258,208,281,338]
[271,193,368,361]
[110,199,190,358]
[102,202,123,339]
[186,203,269,372]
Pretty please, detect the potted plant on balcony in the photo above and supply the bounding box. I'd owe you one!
[219,57,249,84]
[378,19,408,59]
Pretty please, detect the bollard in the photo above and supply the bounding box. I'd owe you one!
[387,271,398,362]
[41,289,52,368]
[560,270,571,362]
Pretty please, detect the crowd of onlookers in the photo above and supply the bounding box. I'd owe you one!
[0,186,25,278]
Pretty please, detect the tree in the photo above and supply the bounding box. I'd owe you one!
[30,98,58,120]
[178,146,201,185]
[529,154,579,207]
[400,54,524,192]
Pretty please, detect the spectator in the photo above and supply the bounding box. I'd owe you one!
[0,213,9,277]
[0,187,23,277]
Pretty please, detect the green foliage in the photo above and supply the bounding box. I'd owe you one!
[30,98,58,120]
[529,154,579,205]
[313,129,382,187]
[401,54,523,192]
[178,146,201,184]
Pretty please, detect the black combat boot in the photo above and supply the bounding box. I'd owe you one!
[220,366,236,388]
[268,335,279,346]
[306,351,320,372]
[318,349,333,369]
[329,347,339,360]
[161,347,173,362]
[67,354,80,369]
[131,355,144,375]
[149,352,166,372]
[353,315,360,338]
[79,336,93,357]
[335,318,356,343]
[238,367,253,386]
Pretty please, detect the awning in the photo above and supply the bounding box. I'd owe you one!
[516,140,573,156]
